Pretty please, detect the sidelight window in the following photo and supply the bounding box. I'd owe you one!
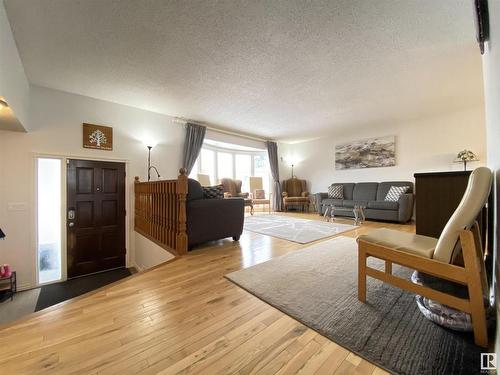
[36,158,62,284]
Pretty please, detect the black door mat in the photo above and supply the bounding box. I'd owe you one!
[35,268,132,312]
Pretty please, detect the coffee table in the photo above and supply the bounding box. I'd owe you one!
[324,204,366,225]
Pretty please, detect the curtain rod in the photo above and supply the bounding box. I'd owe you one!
[172,117,270,143]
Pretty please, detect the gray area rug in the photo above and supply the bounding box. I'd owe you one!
[226,236,483,375]
[244,214,357,243]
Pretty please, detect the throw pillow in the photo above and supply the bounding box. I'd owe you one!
[328,184,343,199]
[254,189,266,199]
[385,186,409,202]
[202,184,224,199]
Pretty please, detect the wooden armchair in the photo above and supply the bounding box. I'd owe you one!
[282,177,309,211]
[249,176,272,213]
[357,167,492,347]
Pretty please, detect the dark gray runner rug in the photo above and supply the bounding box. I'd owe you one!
[225,236,484,375]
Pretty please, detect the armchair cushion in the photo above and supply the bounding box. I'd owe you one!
[358,228,437,259]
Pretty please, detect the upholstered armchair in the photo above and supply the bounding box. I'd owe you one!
[220,178,249,199]
[282,177,309,211]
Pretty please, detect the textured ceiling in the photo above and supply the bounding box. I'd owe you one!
[5,0,483,141]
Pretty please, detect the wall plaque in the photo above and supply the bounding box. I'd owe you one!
[83,123,113,151]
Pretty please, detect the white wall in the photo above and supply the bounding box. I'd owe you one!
[481,0,500,358]
[278,107,486,193]
[0,1,30,130]
[0,85,184,290]
[134,233,173,271]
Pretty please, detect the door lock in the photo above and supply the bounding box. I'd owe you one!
[68,209,75,220]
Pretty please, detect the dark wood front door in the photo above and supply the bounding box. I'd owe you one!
[67,159,126,278]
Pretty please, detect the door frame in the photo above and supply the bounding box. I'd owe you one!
[33,153,130,286]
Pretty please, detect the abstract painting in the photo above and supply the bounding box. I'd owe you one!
[335,136,395,169]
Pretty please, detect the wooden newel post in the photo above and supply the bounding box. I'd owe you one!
[177,168,188,254]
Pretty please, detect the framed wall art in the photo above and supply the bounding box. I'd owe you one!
[335,136,395,170]
[83,123,113,151]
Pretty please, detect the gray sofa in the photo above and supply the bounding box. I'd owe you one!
[315,181,414,223]
[187,179,245,249]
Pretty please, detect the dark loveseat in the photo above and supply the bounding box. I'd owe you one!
[187,179,245,248]
[315,181,414,223]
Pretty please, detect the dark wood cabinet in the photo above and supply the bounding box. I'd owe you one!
[414,171,486,241]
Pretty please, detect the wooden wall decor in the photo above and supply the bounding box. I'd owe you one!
[83,123,113,150]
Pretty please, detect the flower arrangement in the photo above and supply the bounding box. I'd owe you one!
[456,150,477,171]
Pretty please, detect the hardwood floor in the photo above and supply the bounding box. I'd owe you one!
[0,213,415,374]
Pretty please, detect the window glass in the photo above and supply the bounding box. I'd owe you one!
[254,154,270,194]
[235,154,252,192]
[217,152,233,180]
[193,144,271,197]
[37,158,62,284]
[200,149,215,183]
[188,158,198,179]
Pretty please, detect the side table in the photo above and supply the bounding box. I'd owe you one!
[0,271,16,302]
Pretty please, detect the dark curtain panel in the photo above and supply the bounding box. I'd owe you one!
[182,123,206,175]
[266,141,282,211]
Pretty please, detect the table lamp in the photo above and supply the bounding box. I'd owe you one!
[455,150,479,171]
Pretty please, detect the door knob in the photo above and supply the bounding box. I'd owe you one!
[68,222,75,227]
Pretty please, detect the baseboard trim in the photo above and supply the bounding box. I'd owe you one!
[131,262,145,272]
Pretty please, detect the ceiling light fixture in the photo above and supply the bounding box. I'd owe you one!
[0,99,7,111]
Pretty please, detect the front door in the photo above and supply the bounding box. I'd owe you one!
[67,159,126,278]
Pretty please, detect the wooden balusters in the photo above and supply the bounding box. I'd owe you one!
[134,169,188,256]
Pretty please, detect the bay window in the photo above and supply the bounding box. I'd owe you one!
[190,141,271,197]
